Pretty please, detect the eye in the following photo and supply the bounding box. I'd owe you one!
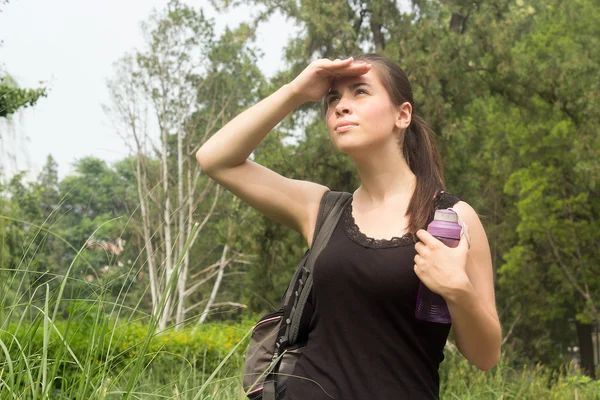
[327,95,340,105]
[356,88,368,95]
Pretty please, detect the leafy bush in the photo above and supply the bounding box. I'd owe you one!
[440,349,600,399]
[1,312,254,397]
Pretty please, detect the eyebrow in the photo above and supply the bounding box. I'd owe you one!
[326,82,372,97]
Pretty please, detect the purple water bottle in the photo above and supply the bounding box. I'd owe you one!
[415,209,462,324]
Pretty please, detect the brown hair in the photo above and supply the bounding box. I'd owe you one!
[328,53,446,233]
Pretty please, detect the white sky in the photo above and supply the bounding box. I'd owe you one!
[0,0,292,180]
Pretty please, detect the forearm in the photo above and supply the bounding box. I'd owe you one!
[196,84,303,171]
[445,280,502,371]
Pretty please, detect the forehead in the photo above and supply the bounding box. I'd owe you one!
[329,68,382,91]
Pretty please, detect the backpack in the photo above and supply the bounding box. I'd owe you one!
[241,189,459,400]
[242,190,352,400]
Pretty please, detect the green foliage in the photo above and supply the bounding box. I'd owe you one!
[0,74,46,118]
[440,349,600,399]
[1,316,253,385]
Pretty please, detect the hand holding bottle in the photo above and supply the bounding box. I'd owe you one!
[414,209,471,323]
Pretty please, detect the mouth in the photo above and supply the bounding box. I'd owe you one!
[334,121,358,132]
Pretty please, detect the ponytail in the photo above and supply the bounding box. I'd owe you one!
[403,114,445,233]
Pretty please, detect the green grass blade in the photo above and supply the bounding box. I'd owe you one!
[193,326,252,400]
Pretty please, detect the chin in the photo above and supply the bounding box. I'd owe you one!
[333,141,372,158]
[333,134,385,156]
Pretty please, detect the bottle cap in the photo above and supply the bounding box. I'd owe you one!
[434,209,459,223]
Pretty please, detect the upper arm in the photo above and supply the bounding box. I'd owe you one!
[452,201,499,321]
[197,154,329,247]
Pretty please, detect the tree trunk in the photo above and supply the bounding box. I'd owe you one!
[176,140,204,327]
[198,244,229,325]
[369,6,385,52]
[159,122,174,330]
[174,114,186,329]
[576,320,596,378]
[449,12,465,33]
[135,152,159,317]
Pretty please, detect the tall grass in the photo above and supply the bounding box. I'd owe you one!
[439,349,600,399]
[0,214,251,399]
[1,214,600,399]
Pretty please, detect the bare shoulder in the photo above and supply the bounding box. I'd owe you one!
[452,201,487,237]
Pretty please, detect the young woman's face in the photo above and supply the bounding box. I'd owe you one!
[324,67,408,155]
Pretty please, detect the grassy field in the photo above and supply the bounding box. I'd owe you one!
[2,306,600,399]
[1,230,599,399]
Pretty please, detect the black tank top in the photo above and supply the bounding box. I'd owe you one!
[285,193,460,400]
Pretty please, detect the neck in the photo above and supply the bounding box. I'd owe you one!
[351,141,416,206]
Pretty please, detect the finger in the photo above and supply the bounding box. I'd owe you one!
[322,60,370,73]
[413,264,422,277]
[316,58,351,71]
[337,61,372,71]
[414,241,425,254]
[334,64,372,76]
[416,229,439,247]
[330,57,353,65]
[414,254,421,265]
[415,242,425,253]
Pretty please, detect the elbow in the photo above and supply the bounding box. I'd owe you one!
[195,147,215,176]
[475,349,501,372]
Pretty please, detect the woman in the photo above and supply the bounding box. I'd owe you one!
[196,54,501,399]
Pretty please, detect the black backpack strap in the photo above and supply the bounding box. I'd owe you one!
[287,191,351,344]
[263,191,352,400]
[279,191,352,305]
[434,190,461,210]
[308,191,353,270]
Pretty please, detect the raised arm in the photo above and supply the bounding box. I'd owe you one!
[196,58,371,247]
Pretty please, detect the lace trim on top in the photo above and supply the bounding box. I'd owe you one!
[343,200,416,249]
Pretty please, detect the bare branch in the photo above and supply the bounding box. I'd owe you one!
[197,243,230,325]
[211,302,247,309]
[184,269,221,297]
[546,230,588,299]
[502,313,522,346]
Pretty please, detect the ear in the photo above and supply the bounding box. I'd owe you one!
[395,102,412,130]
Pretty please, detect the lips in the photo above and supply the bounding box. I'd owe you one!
[334,121,358,131]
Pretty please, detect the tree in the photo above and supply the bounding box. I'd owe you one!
[106,0,266,329]
[0,74,45,118]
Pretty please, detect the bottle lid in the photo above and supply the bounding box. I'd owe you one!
[434,209,458,223]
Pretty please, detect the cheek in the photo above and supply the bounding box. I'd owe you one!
[362,103,397,133]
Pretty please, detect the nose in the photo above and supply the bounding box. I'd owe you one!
[335,97,351,117]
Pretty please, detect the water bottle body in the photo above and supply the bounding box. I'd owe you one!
[415,210,462,324]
